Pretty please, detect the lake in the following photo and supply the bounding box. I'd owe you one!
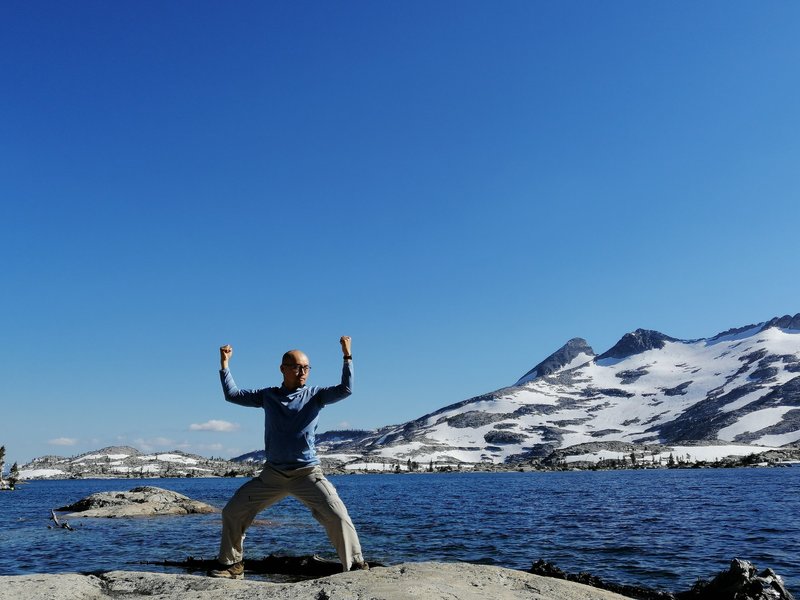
[1,468,798,593]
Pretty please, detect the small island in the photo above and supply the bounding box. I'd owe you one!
[54,485,219,518]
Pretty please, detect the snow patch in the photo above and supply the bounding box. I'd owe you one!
[720,388,774,413]
[565,444,778,464]
[137,454,198,464]
[717,407,797,440]
[73,453,130,462]
[752,431,800,447]
[18,468,67,478]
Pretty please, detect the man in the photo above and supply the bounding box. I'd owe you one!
[210,336,368,579]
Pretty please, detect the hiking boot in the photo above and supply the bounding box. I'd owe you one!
[209,560,244,579]
[350,560,370,571]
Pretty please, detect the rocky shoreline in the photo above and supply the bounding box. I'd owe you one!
[0,562,642,600]
[14,442,800,481]
[322,447,800,475]
[1,559,793,600]
[529,558,794,600]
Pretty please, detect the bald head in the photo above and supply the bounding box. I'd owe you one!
[280,349,310,390]
[282,350,308,365]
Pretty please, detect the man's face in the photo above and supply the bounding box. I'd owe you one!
[280,350,310,389]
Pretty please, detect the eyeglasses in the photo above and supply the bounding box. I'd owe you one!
[283,364,311,374]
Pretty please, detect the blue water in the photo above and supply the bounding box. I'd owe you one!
[1,468,798,592]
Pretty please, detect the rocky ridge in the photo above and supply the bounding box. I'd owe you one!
[19,446,258,480]
[514,337,596,386]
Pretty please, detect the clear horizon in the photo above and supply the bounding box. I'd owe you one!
[3,2,799,465]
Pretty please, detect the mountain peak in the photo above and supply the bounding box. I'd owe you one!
[514,337,595,386]
[596,329,677,361]
[761,313,800,332]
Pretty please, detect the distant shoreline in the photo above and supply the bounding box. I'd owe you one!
[15,459,799,482]
[14,441,800,481]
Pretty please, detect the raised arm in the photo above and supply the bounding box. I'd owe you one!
[218,344,262,408]
[317,336,354,406]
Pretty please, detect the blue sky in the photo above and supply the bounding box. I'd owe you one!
[2,1,798,465]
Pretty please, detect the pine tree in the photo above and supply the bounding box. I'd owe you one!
[9,462,19,489]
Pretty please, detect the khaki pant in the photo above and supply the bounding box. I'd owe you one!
[218,463,364,570]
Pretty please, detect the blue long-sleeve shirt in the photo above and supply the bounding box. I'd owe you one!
[219,360,353,470]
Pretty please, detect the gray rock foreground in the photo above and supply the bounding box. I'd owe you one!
[0,562,635,600]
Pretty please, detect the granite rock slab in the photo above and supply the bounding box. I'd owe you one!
[55,485,218,518]
[0,562,637,600]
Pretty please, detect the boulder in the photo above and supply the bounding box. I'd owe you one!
[677,558,795,600]
[54,486,218,518]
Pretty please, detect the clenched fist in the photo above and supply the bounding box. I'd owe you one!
[340,336,352,358]
[220,344,233,369]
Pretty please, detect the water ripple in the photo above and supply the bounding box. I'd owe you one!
[1,468,798,592]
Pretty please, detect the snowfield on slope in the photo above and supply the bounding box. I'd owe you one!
[331,318,800,466]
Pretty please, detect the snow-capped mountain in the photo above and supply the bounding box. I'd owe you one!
[19,446,254,479]
[315,314,800,467]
